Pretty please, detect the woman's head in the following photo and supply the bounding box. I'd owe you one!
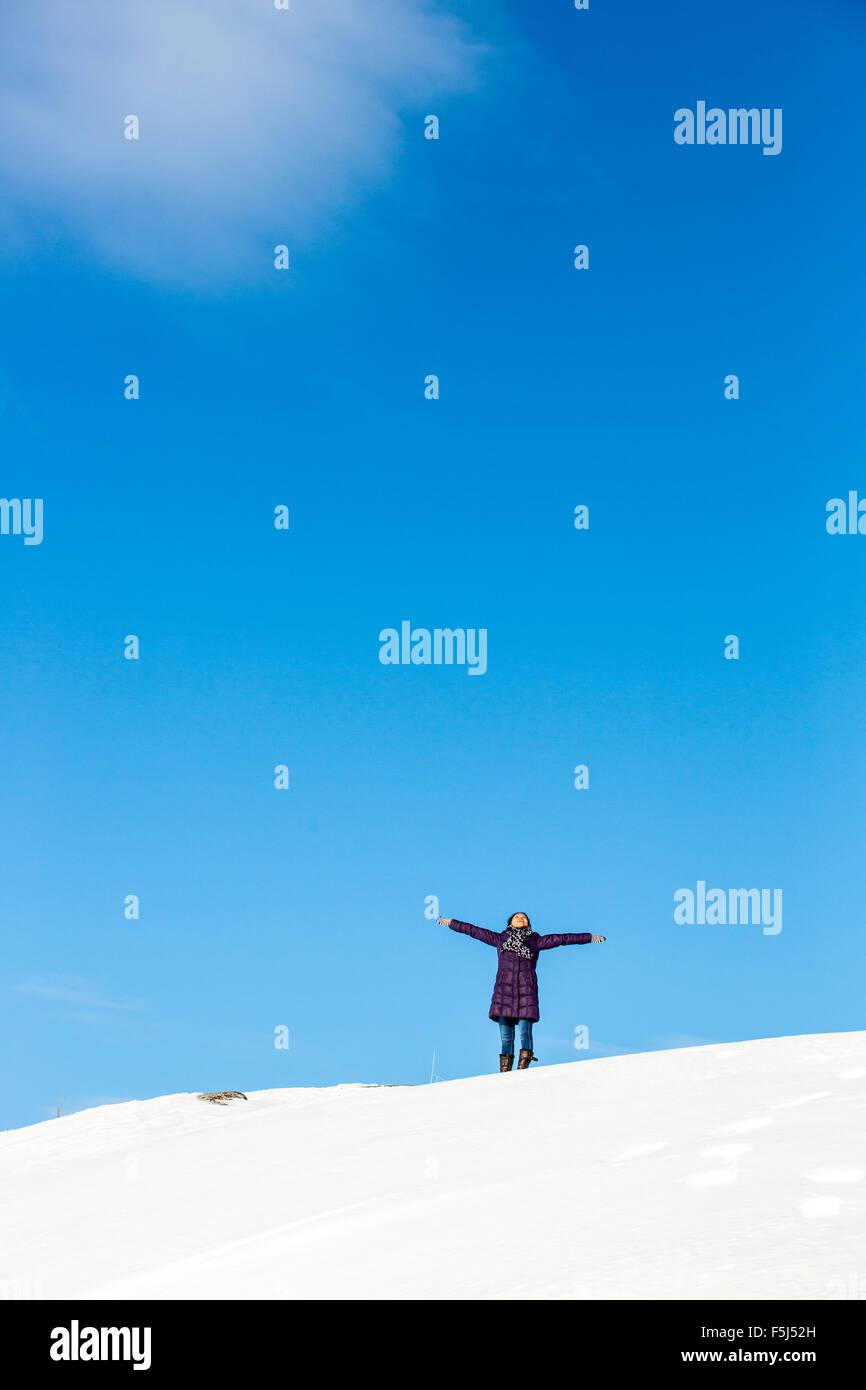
[507,911,531,930]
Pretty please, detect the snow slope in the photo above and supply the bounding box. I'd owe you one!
[2,1033,865,1300]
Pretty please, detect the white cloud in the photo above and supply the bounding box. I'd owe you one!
[1,0,482,284]
[17,974,146,1015]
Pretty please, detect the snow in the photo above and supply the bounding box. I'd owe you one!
[2,1032,864,1300]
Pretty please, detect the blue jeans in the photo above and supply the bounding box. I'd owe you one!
[497,1017,533,1056]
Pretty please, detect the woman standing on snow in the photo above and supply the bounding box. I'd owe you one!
[438,912,605,1071]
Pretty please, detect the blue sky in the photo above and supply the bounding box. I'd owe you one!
[2,0,865,1130]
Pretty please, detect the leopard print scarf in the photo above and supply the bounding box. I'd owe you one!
[501,925,533,959]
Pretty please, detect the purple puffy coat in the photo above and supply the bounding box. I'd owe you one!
[449,919,593,1022]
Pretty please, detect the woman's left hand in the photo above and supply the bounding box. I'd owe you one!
[591,934,605,943]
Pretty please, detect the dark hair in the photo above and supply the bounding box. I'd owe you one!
[507,911,532,929]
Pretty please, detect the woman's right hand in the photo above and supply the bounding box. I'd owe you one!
[437,916,452,926]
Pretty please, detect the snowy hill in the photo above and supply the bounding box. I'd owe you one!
[2,1032,865,1301]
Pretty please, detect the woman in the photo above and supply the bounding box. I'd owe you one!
[438,911,605,1071]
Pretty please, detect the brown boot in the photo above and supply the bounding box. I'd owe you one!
[499,1053,514,1072]
[517,1049,537,1069]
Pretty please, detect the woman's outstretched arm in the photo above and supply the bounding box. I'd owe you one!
[535,932,605,950]
[439,917,501,948]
